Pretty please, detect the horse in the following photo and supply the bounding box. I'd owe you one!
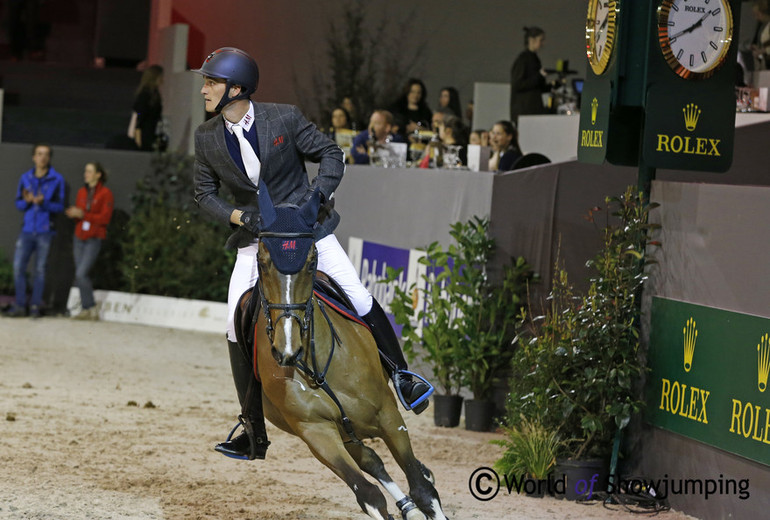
[235,186,448,520]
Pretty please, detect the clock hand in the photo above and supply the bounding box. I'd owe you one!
[669,9,712,41]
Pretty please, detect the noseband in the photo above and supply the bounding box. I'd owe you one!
[257,231,316,349]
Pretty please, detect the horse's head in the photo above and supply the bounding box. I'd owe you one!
[256,186,321,367]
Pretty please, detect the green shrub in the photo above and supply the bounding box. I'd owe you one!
[0,249,13,295]
[114,150,235,302]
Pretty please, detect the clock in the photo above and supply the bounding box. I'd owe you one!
[657,0,733,80]
[586,0,619,75]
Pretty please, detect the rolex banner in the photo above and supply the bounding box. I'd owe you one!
[642,84,736,172]
[647,297,770,466]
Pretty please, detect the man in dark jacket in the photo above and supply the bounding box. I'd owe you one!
[6,143,65,318]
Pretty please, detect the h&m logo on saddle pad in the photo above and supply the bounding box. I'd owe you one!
[281,240,297,251]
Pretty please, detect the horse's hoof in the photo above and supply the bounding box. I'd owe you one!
[404,509,427,520]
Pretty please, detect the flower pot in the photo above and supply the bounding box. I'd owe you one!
[464,399,495,431]
[553,458,608,501]
[432,394,463,427]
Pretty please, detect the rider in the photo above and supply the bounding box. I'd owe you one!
[191,47,432,460]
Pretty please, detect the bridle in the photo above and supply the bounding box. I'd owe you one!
[256,231,316,349]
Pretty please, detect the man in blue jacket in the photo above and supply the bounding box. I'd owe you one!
[6,143,66,318]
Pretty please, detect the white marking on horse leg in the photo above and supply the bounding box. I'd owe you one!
[363,504,386,520]
[428,498,446,520]
[380,479,407,503]
[282,275,294,357]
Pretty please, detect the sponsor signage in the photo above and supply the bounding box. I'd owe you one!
[347,237,426,333]
[647,297,770,466]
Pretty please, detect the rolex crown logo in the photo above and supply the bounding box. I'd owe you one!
[591,97,599,126]
[683,103,701,132]
[758,333,770,393]
[683,317,697,372]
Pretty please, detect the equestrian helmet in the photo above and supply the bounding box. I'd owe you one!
[193,47,259,112]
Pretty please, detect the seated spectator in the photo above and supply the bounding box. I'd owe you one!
[438,115,469,166]
[438,87,462,118]
[341,95,364,131]
[431,107,455,133]
[470,129,490,147]
[388,78,432,139]
[327,106,355,163]
[351,110,405,165]
[328,106,352,138]
[488,120,522,172]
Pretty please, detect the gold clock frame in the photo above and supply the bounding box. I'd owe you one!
[586,0,618,75]
[657,0,733,80]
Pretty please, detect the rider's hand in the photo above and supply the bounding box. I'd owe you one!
[239,210,261,235]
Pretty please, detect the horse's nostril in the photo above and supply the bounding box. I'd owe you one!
[271,347,282,364]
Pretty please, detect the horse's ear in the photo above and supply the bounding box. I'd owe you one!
[299,188,322,228]
[257,180,277,229]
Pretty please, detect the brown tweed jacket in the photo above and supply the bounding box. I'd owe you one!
[194,101,345,248]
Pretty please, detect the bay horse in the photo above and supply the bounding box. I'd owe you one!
[237,186,448,520]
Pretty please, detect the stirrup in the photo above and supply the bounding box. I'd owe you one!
[216,420,251,460]
[393,370,434,412]
[215,415,269,461]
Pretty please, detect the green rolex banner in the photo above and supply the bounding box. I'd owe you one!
[647,297,770,466]
[577,77,611,164]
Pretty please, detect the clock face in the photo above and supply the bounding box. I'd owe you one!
[586,0,618,75]
[658,0,733,80]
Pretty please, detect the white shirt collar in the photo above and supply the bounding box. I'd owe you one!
[224,102,255,134]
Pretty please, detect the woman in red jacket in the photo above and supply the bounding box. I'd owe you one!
[65,162,114,320]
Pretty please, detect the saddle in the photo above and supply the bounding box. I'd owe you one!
[233,271,367,377]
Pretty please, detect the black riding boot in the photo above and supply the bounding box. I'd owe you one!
[362,299,432,414]
[214,339,270,460]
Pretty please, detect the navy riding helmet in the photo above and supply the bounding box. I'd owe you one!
[192,47,259,112]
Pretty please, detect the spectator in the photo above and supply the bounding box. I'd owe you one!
[489,120,522,172]
[438,87,462,118]
[64,162,115,321]
[388,78,432,139]
[5,143,65,318]
[510,26,549,123]
[351,109,405,165]
[327,106,352,139]
[128,64,164,151]
[751,0,770,69]
[341,96,363,131]
[470,129,490,147]
[438,115,469,166]
[431,107,455,133]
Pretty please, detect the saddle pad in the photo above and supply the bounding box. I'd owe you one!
[313,272,369,329]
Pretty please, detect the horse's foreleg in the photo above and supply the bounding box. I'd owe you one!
[346,442,427,520]
[295,423,392,520]
[377,409,447,520]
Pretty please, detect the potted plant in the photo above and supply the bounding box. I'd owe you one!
[386,217,535,430]
[386,240,465,427]
[447,217,534,431]
[505,187,659,498]
[492,416,562,498]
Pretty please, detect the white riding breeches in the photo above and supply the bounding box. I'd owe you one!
[226,234,373,341]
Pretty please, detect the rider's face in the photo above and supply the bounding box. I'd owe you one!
[201,77,227,113]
